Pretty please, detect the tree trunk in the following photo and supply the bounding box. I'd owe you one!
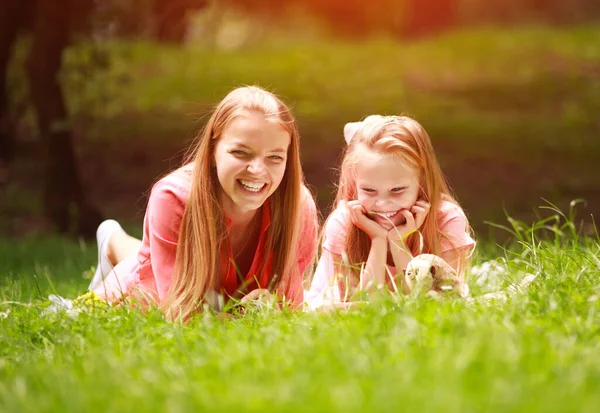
[0,0,26,179]
[28,0,102,237]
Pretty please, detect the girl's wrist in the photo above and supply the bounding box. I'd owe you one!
[371,235,388,245]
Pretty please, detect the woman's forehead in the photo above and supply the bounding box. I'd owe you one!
[220,113,291,149]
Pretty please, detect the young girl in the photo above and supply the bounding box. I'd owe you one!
[307,115,475,304]
[89,86,318,320]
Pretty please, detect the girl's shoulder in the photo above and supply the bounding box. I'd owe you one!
[436,199,475,252]
[321,201,351,254]
[326,201,350,226]
[438,199,468,223]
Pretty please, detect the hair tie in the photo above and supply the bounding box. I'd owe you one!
[343,121,363,144]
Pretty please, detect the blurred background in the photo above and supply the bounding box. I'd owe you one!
[1,0,599,243]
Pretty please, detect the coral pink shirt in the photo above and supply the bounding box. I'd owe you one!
[94,163,318,307]
[306,200,475,302]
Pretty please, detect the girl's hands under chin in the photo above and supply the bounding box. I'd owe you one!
[387,200,431,243]
[344,200,388,241]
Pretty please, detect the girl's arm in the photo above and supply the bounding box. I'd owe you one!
[307,249,367,305]
[387,238,413,294]
[360,237,388,292]
[387,201,431,293]
[439,247,469,281]
[345,201,388,292]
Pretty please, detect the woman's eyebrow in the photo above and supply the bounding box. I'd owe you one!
[232,142,252,149]
[232,142,287,153]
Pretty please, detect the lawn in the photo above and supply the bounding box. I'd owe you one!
[2,23,599,412]
[1,206,599,412]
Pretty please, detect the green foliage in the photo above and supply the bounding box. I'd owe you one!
[1,206,600,412]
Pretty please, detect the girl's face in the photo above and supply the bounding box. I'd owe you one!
[354,148,422,230]
[214,112,291,216]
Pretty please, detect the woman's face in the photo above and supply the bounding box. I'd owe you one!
[213,112,291,216]
[354,148,422,230]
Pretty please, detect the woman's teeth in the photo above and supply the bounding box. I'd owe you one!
[239,179,266,192]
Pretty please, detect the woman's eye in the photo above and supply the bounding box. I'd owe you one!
[231,150,248,156]
[268,155,284,161]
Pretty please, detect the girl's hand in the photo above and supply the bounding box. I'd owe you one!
[388,200,431,243]
[345,200,388,241]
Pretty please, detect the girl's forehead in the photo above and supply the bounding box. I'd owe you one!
[354,150,418,182]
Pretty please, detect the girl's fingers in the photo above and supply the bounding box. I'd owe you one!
[411,206,426,215]
[412,201,430,228]
[415,200,430,209]
[401,209,415,228]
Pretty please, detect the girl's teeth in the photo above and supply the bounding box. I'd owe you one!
[240,180,265,192]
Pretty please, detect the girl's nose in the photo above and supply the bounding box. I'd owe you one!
[247,158,266,175]
[374,198,389,209]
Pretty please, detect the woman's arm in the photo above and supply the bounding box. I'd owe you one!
[146,179,187,302]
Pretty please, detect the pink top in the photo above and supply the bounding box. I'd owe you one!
[307,200,475,302]
[94,163,318,307]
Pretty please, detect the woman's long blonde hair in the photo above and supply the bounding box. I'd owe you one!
[165,86,306,321]
[332,115,473,282]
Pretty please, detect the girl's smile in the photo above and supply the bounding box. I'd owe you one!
[355,147,421,229]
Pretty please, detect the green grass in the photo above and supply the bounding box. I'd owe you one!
[1,206,600,412]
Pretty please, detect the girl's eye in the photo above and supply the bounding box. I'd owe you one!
[361,188,376,193]
[268,155,284,161]
[391,187,406,193]
[231,150,248,157]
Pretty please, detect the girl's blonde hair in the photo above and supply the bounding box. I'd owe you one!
[165,86,306,321]
[332,115,473,284]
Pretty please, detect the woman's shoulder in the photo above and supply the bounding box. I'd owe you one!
[147,164,194,211]
[152,164,194,196]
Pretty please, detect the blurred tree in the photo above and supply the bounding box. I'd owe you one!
[229,0,458,38]
[1,0,102,237]
[0,0,31,179]
[154,0,209,42]
[404,0,458,38]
